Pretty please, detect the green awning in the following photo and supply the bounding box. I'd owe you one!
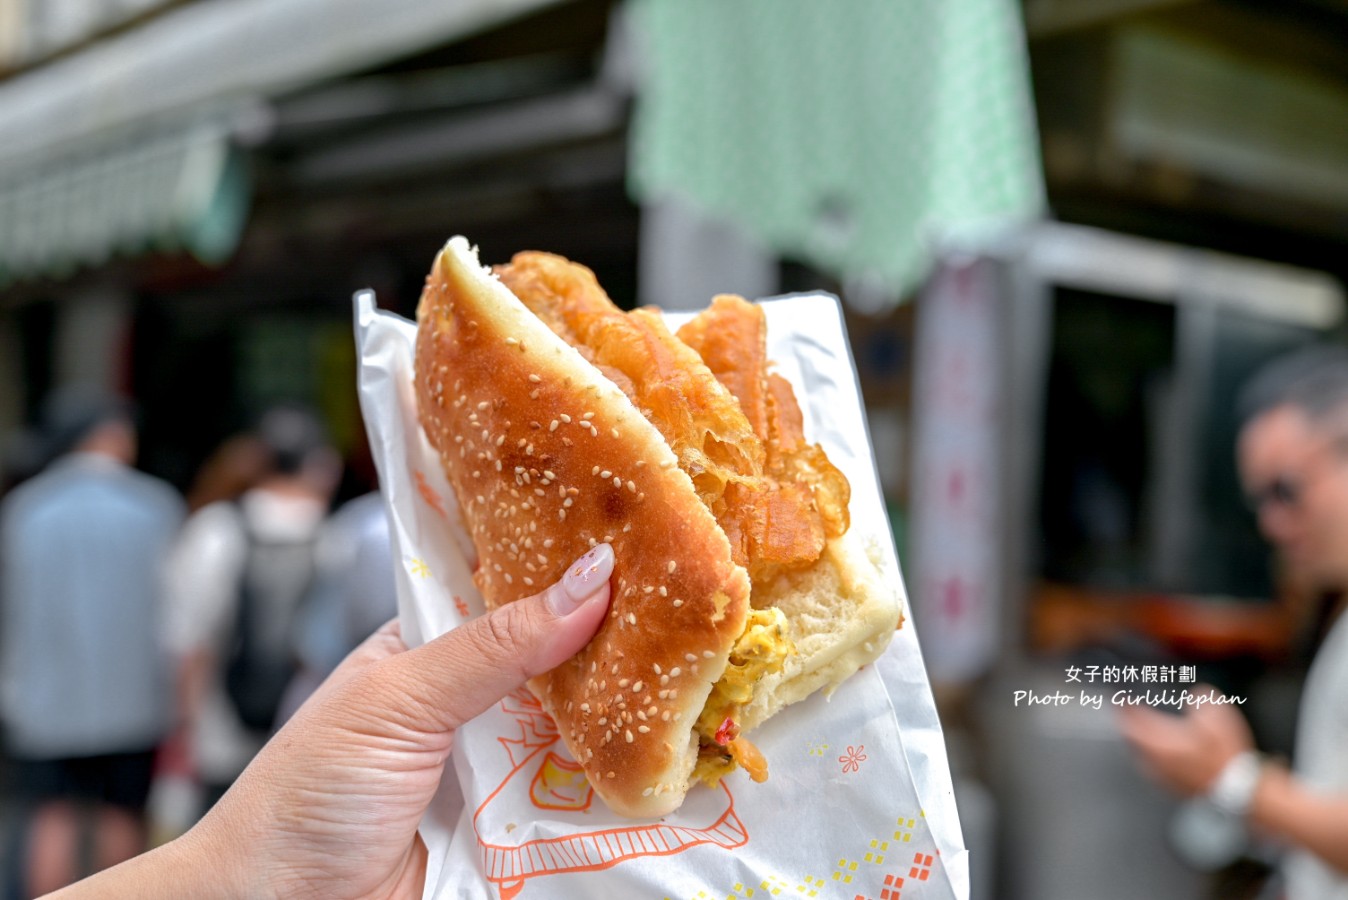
[0,119,250,284]
[0,0,567,286]
[627,0,1046,307]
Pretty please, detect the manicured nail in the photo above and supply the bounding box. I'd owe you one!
[549,543,615,616]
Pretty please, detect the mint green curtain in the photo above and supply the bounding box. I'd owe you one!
[627,0,1045,302]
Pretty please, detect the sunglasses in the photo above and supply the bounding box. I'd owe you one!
[1246,476,1303,513]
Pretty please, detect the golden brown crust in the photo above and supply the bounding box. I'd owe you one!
[414,238,750,817]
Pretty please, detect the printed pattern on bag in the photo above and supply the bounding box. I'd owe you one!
[473,688,749,899]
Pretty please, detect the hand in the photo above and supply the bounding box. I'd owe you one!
[1117,685,1255,797]
[51,543,615,900]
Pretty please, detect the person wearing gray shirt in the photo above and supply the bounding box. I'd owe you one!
[0,391,184,895]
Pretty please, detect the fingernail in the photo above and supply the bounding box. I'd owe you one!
[549,543,615,616]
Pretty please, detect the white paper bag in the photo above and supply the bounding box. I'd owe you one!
[353,288,969,900]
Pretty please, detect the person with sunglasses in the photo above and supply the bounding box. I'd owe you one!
[1121,345,1348,900]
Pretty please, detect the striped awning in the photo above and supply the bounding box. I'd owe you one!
[0,0,566,284]
[0,115,249,283]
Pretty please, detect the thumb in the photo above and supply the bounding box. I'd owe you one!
[370,543,614,735]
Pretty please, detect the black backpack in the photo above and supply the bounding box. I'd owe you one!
[223,505,318,732]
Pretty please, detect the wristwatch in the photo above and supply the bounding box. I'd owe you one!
[1206,750,1263,818]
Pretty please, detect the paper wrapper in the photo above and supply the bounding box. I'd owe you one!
[353,288,969,900]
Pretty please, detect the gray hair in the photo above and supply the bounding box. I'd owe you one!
[1237,344,1348,430]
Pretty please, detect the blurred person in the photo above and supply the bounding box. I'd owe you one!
[47,544,615,900]
[165,405,340,819]
[0,389,185,895]
[1121,345,1348,900]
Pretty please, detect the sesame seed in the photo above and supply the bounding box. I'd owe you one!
[703,650,715,658]
[672,599,684,607]
[627,613,636,625]
[625,730,634,743]
[592,466,600,475]
[638,725,650,733]
[523,577,534,586]
[618,678,629,687]
[549,421,559,432]
[613,477,622,488]
[643,586,654,594]
[653,664,662,674]
[580,703,590,713]
[670,667,682,677]
[528,374,542,383]
[658,586,668,597]
[561,414,572,423]
[558,509,567,521]
[660,674,669,686]
[600,470,611,479]
[477,401,490,410]
[667,561,677,574]
[504,574,513,584]
[611,428,620,438]
[543,539,554,548]
[495,434,505,446]
[661,711,671,721]
[583,412,594,420]
[642,787,654,797]
[685,653,698,662]
[505,337,519,346]
[633,681,644,692]
[598,717,607,725]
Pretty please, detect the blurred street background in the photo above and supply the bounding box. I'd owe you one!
[3,0,1348,897]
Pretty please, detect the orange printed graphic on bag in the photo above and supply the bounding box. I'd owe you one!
[472,689,748,899]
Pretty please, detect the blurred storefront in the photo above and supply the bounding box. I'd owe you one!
[0,0,636,492]
[4,2,1348,898]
